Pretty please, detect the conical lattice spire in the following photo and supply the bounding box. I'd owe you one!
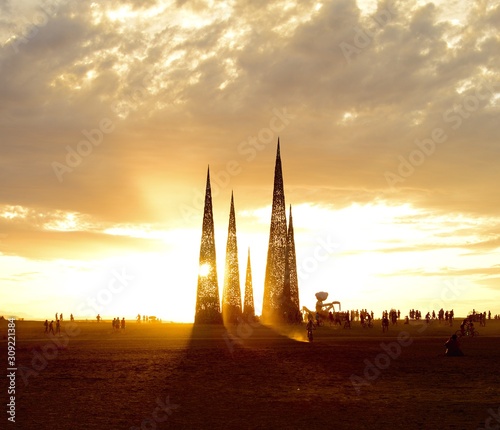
[195,167,222,324]
[222,192,242,324]
[243,247,255,320]
[262,139,288,323]
[282,205,301,323]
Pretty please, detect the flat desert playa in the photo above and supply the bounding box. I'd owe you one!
[3,319,500,429]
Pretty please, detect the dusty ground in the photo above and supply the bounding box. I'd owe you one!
[1,318,499,429]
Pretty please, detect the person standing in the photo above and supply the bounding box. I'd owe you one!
[48,320,55,335]
[44,319,49,333]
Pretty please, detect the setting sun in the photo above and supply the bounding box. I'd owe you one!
[198,263,211,277]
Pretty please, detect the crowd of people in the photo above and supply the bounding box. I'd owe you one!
[41,312,167,333]
[308,306,495,334]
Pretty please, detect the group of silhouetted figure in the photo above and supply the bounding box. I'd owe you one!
[43,312,75,336]
[112,317,126,330]
[44,319,60,335]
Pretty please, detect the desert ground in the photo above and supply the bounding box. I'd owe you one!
[1,317,500,430]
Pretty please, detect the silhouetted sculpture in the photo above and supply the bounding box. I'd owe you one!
[262,140,288,323]
[242,248,255,320]
[282,205,301,323]
[222,192,242,324]
[195,167,222,324]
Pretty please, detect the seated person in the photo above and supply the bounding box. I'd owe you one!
[444,334,464,356]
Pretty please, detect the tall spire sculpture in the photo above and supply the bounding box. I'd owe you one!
[262,139,288,323]
[195,167,222,324]
[242,248,255,320]
[222,192,242,324]
[282,205,301,323]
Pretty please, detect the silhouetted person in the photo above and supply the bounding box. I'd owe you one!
[344,311,351,329]
[306,319,314,341]
[55,319,61,335]
[48,320,55,335]
[121,318,125,329]
[96,314,101,323]
[70,313,74,322]
[44,319,49,333]
[444,334,463,356]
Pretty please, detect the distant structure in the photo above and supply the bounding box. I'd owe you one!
[282,205,301,323]
[262,140,300,323]
[222,192,242,324]
[194,141,299,324]
[242,248,255,320]
[195,167,222,324]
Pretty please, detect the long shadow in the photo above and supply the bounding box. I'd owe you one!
[159,321,312,429]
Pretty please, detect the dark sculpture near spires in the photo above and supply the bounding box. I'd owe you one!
[282,205,301,323]
[262,140,289,323]
[242,248,255,319]
[195,167,222,324]
[222,192,242,324]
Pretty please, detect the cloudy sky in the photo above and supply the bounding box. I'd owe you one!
[1,0,499,321]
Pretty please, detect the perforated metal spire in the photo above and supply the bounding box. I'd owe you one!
[243,248,255,319]
[222,192,242,324]
[283,205,301,323]
[195,167,222,324]
[262,139,288,323]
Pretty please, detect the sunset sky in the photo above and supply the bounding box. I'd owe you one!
[1,0,499,322]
